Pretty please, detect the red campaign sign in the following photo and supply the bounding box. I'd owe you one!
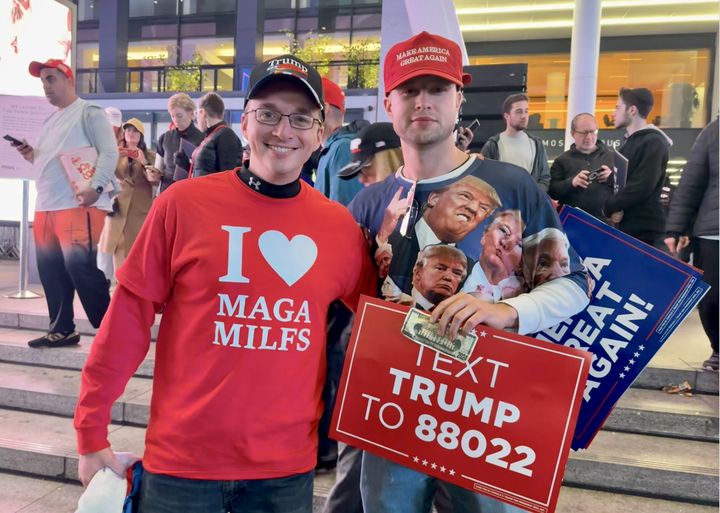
[331,296,591,513]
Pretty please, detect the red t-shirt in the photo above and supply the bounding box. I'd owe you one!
[75,171,374,479]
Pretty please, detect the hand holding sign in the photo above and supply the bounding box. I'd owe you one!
[402,308,478,363]
[332,297,591,513]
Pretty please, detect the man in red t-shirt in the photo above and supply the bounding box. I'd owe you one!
[74,55,374,513]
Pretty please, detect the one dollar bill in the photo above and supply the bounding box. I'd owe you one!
[401,308,478,363]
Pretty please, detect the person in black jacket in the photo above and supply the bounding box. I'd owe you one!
[549,113,614,222]
[150,93,205,192]
[604,87,672,248]
[191,92,242,177]
[664,118,719,371]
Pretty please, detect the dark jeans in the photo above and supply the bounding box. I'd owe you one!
[694,238,719,352]
[318,302,354,463]
[139,469,314,513]
[33,208,110,333]
[323,444,455,513]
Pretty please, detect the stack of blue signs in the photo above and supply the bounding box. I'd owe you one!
[535,206,709,450]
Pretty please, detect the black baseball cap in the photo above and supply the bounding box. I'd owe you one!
[246,55,324,113]
[338,122,402,179]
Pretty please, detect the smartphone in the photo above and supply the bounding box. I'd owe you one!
[3,134,23,146]
[587,168,603,182]
[125,148,141,160]
[465,118,481,132]
[456,119,480,147]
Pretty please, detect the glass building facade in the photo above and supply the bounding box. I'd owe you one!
[73,0,717,182]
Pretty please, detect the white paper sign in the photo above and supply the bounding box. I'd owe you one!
[0,95,56,180]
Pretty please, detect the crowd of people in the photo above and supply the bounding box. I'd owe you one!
[8,29,717,512]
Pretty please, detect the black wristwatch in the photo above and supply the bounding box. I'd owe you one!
[95,185,104,194]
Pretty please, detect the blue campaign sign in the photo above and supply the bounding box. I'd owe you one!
[535,206,709,450]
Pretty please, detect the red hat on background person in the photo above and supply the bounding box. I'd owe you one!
[321,77,346,113]
[28,59,74,82]
[383,31,471,94]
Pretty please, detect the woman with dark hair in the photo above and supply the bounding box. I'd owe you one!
[99,118,156,274]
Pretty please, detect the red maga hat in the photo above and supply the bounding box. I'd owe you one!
[321,77,346,113]
[28,59,74,81]
[383,31,471,94]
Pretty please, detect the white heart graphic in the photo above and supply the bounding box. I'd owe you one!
[258,230,318,286]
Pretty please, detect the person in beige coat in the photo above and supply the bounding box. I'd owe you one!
[99,118,155,273]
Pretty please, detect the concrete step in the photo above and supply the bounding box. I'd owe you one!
[0,322,715,397]
[0,328,155,378]
[0,361,716,441]
[0,471,717,513]
[554,487,718,513]
[0,362,152,425]
[0,408,716,506]
[567,430,719,505]
[0,309,160,340]
[606,387,719,442]
[633,365,719,395]
[0,409,145,482]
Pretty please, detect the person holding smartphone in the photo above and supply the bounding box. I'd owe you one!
[98,118,156,274]
[11,59,117,349]
[455,118,479,152]
[548,112,614,222]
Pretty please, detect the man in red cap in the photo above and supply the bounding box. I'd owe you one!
[74,54,374,512]
[313,77,372,478]
[346,31,590,512]
[11,59,118,349]
[314,77,368,206]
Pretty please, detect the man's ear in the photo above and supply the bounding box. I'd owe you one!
[411,263,422,285]
[384,94,393,119]
[316,123,325,147]
[426,192,439,207]
[240,111,248,134]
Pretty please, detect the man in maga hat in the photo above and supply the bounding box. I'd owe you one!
[74,54,373,512]
[348,31,589,513]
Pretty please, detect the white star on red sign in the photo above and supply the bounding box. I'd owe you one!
[449,469,456,476]
[431,462,437,469]
[440,466,447,473]
[413,456,419,463]
[422,459,428,466]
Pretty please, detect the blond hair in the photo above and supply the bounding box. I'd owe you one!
[372,148,404,182]
[167,93,196,113]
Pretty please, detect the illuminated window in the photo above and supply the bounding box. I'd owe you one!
[127,40,176,67]
[469,49,711,129]
[181,38,235,65]
[77,42,99,69]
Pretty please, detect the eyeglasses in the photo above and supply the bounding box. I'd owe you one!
[573,129,598,137]
[245,108,321,130]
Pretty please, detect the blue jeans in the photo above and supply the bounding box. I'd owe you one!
[360,452,527,513]
[139,469,314,513]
